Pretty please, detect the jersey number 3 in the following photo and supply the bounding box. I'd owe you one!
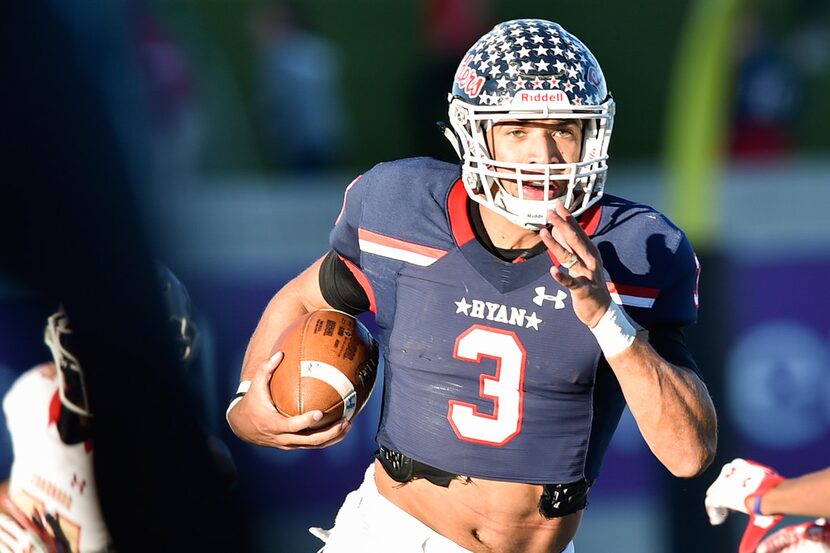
[448,325,526,446]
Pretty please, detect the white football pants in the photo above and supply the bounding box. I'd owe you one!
[310,463,575,553]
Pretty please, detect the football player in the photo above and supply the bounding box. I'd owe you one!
[706,458,830,553]
[227,19,718,553]
[0,266,199,553]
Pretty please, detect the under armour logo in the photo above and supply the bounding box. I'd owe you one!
[533,287,567,309]
[71,474,86,494]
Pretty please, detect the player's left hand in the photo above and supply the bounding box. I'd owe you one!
[539,201,612,328]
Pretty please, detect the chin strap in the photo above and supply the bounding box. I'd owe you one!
[493,188,552,230]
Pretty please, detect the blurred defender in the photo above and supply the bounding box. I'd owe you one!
[0,267,198,553]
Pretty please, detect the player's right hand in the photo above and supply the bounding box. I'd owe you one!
[540,202,613,329]
[226,352,352,450]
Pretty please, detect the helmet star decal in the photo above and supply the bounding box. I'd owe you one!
[454,20,606,107]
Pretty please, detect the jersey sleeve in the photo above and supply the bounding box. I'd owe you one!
[329,174,366,267]
[327,172,379,313]
[641,233,701,376]
[646,325,700,377]
[319,250,370,315]
[649,233,700,327]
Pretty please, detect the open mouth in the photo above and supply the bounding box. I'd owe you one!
[520,180,559,200]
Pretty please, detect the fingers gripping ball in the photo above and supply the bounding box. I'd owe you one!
[269,309,378,429]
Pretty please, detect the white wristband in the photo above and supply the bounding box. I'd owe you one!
[225,380,252,424]
[590,302,637,358]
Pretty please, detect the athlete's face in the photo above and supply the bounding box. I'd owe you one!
[487,119,583,201]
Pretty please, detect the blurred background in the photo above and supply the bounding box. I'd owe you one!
[1,0,829,551]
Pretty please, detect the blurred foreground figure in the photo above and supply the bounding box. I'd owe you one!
[0,1,247,551]
[706,458,830,553]
[0,268,202,552]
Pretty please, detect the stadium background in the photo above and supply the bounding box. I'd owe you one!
[1,0,829,551]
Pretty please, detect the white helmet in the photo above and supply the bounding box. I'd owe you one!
[444,19,614,229]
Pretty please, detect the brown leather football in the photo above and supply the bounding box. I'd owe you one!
[269,309,378,429]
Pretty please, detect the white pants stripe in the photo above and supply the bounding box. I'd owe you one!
[311,463,575,553]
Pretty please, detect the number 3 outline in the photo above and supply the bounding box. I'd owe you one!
[447,324,527,446]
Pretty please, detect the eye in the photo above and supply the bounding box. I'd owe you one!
[552,128,573,138]
[507,129,526,138]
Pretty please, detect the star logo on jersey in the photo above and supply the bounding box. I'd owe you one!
[454,297,542,330]
[532,286,567,309]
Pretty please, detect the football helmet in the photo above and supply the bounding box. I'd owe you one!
[44,265,199,417]
[445,19,614,229]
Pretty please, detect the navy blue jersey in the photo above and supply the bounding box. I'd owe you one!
[330,157,700,484]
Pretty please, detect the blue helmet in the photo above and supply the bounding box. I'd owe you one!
[445,19,615,229]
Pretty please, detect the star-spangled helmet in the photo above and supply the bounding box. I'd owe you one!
[444,19,615,229]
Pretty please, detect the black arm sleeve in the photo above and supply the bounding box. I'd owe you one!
[645,324,701,379]
[319,250,371,316]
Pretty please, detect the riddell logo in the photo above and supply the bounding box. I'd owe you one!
[513,90,569,106]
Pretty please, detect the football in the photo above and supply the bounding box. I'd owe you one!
[269,309,378,429]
